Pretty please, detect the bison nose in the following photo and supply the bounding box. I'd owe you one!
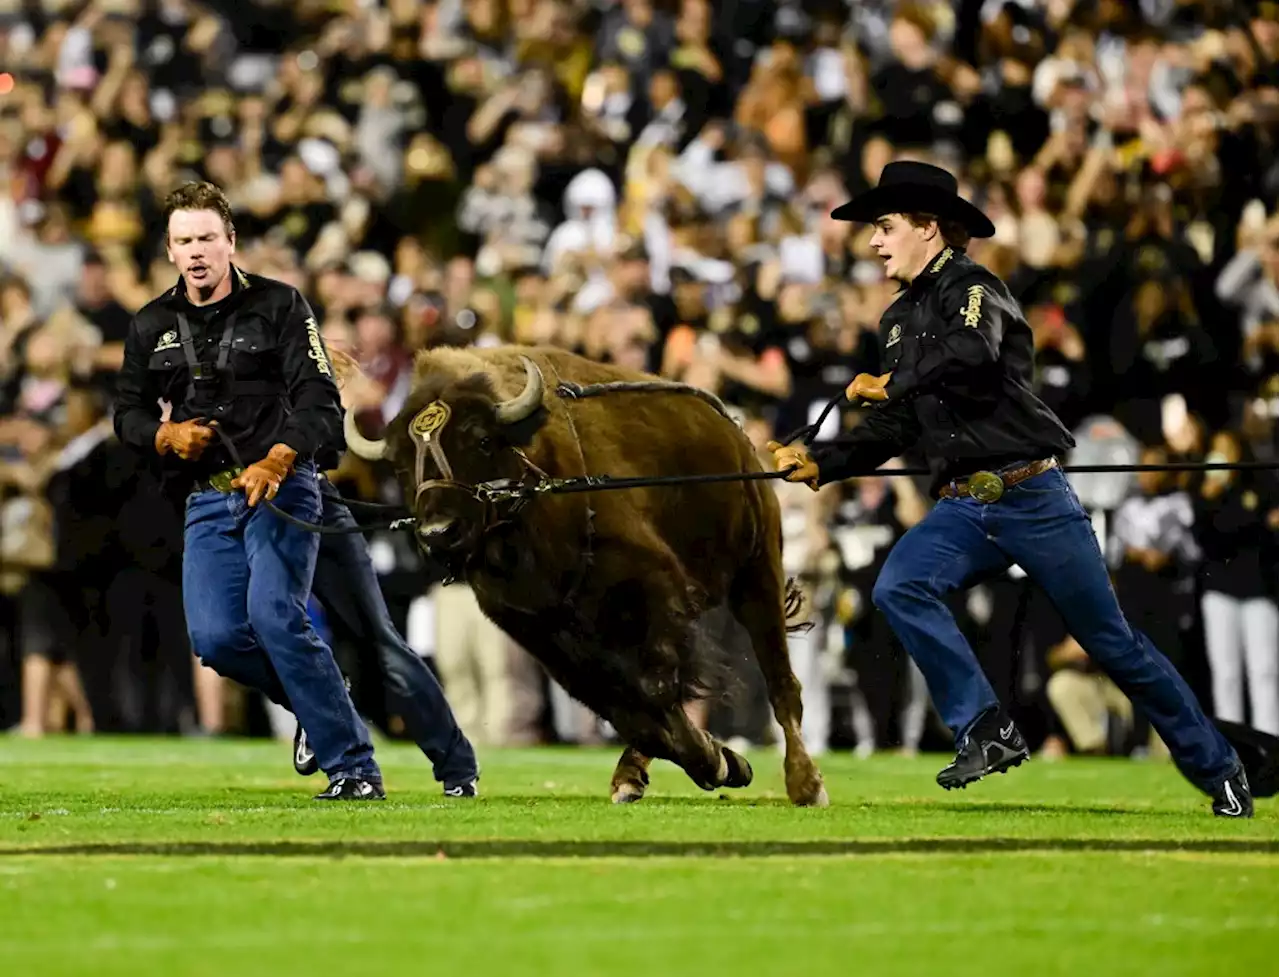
[416,517,460,548]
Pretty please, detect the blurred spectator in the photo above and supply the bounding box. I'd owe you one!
[1045,635,1134,756]
[1192,429,1280,735]
[823,449,932,756]
[1106,442,1201,751]
[1107,444,1200,670]
[431,581,533,748]
[744,412,832,754]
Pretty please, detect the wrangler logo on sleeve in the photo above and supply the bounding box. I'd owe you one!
[962,285,984,328]
[304,316,332,376]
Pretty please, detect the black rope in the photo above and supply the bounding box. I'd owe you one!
[480,460,1280,502]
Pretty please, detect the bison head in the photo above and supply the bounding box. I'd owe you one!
[344,353,547,557]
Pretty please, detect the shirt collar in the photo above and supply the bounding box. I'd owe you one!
[899,246,960,295]
[917,246,956,282]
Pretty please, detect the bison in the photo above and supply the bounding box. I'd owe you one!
[342,344,828,807]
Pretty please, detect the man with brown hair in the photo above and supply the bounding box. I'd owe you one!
[114,182,385,800]
[769,161,1253,817]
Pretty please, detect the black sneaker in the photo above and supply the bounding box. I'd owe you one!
[313,777,386,801]
[1212,766,1254,819]
[443,778,479,798]
[293,723,318,777]
[937,712,1030,790]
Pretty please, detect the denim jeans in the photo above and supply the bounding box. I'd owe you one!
[312,476,478,786]
[183,462,380,784]
[871,466,1238,794]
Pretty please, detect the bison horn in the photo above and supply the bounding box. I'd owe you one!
[493,355,545,425]
[343,410,386,461]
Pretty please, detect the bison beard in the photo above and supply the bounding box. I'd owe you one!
[346,345,828,807]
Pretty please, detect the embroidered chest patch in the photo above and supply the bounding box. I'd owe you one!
[153,330,181,353]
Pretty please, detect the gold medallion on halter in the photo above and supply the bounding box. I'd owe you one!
[967,470,1005,504]
[411,401,451,440]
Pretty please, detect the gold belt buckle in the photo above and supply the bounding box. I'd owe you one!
[209,468,243,493]
[967,470,1005,503]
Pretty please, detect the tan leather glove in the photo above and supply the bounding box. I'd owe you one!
[767,440,820,492]
[231,444,297,507]
[155,418,217,460]
[845,372,891,402]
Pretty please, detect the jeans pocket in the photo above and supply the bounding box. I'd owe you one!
[280,468,322,522]
[1004,471,1093,527]
[1006,469,1066,498]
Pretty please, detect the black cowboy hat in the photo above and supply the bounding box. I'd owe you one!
[831,160,996,238]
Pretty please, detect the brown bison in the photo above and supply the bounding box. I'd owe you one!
[342,344,828,806]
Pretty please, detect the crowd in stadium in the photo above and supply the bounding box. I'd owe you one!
[0,0,1276,761]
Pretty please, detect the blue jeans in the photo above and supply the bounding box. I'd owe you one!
[872,466,1238,794]
[312,476,478,786]
[183,462,380,784]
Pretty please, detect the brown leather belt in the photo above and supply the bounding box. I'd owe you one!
[937,457,1059,503]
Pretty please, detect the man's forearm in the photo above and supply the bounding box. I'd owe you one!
[809,401,922,484]
[811,435,900,485]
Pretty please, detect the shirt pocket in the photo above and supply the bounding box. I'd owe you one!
[148,350,182,372]
[228,319,278,376]
[881,317,910,369]
[147,350,184,401]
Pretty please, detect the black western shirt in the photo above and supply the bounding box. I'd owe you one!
[113,266,344,479]
[811,248,1075,496]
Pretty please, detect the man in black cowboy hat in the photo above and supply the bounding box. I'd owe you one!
[769,161,1255,817]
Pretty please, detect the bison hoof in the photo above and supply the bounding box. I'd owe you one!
[611,782,646,804]
[721,747,754,789]
[793,783,829,808]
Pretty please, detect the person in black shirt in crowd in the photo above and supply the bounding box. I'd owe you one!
[1193,429,1279,737]
[1107,444,1202,754]
[1026,303,1091,435]
[826,462,931,754]
[114,181,383,801]
[1108,445,1201,673]
[769,161,1252,817]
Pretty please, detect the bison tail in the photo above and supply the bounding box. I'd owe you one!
[784,577,815,635]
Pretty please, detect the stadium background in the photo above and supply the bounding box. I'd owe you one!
[0,0,1275,761]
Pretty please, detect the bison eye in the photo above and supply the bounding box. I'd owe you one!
[477,436,494,454]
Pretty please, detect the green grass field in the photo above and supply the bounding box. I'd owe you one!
[0,737,1275,977]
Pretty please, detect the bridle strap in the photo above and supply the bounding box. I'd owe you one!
[408,400,543,525]
[413,434,472,508]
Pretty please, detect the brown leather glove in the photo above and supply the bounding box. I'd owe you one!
[231,444,297,508]
[767,440,820,492]
[845,372,891,403]
[155,418,217,460]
